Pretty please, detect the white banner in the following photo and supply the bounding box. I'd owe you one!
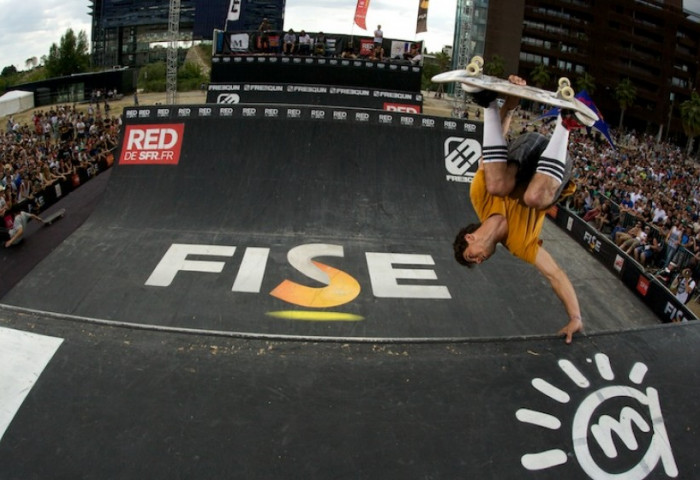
[229,33,249,51]
[227,0,242,22]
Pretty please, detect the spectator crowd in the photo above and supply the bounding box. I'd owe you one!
[1,100,120,229]
[509,113,700,306]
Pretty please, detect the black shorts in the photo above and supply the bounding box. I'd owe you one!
[508,132,573,201]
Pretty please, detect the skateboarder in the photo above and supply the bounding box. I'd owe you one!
[453,75,583,344]
[4,209,46,247]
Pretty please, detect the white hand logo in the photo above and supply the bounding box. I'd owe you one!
[517,353,678,479]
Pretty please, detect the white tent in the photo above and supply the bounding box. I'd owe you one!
[0,90,34,117]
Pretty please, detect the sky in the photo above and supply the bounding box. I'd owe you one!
[1,0,700,71]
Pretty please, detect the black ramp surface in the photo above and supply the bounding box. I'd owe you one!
[0,312,696,479]
[2,105,659,338]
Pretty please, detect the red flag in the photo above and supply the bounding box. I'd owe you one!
[416,0,429,34]
[354,0,371,30]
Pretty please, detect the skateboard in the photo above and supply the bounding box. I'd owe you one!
[431,55,599,125]
[43,208,65,226]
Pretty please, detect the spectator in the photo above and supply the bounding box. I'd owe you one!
[634,233,663,268]
[656,262,678,288]
[297,30,312,55]
[621,224,650,255]
[314,32,326,56]
[614,220,643,247]
[258,18,271,53]
[594,200,613,232]
[373,25,383,48]
[369,44,384,61]
[282,29,296,55]
[664,220,682,267]
[674,267,696,306]
[0,102,119,217]
[403,43,420,61]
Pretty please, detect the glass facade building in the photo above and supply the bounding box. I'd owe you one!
[89,0,284,68]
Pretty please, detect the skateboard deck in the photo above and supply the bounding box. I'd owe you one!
[43,208,65,226]
[432,56,599,125]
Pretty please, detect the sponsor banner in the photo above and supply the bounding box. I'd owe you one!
[206,83,423,111]
[119,124,185,165]
[354,0,370,30]
[549,207,695,323]
[210,55,422,92]
[226,0,242,22]
[228,33,249,52]
[384,103,421,114]
[360,39,375,56]
[416,0,429,33]
[121,106,477,132]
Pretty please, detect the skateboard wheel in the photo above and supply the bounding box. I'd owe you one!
[558,77,570,88]
[470,55,484,68]
[465,62,481,76]
[559,86,575,100]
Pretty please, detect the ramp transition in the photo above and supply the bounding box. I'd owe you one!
[2,104,658,338]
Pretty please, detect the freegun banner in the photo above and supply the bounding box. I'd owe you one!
[354,0,370,30]
[416,0,429,33]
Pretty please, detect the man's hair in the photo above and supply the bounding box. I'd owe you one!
[453,223,481,267]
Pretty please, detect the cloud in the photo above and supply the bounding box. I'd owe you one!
[284,0,457,53]
[0,0,91,69]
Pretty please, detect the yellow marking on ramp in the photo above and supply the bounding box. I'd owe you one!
[266,311,364,322]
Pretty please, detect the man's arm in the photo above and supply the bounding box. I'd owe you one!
[500,75,525,133]
[533,246,583,344]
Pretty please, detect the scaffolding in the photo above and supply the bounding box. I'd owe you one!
[166,0,181,104]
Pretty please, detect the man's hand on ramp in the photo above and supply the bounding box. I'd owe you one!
[558,316,583,344]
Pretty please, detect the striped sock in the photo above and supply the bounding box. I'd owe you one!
[536,116,570,183]
[482,102,507,164]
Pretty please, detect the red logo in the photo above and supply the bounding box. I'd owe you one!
[636,276,650,296]
[384,103,421,113]
[119,124,185,165]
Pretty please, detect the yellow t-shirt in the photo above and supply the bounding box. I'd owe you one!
[469,168,575,264]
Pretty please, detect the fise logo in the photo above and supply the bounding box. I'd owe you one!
[119,124,185,165]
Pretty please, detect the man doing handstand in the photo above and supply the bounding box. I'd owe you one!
[453,76,584,344]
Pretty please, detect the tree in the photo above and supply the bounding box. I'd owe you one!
[614,78,637,130]
[530,64,551,88]
[138,62,167,92]
[434,51,451,73]
[483,54,505,78]
[44,28,90,78]
[1,65,18,77]
[177,61,207,91]
[423,51,451,91]
[25,57,38,70]
[680,91,700,156]
[575,72,596,95]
